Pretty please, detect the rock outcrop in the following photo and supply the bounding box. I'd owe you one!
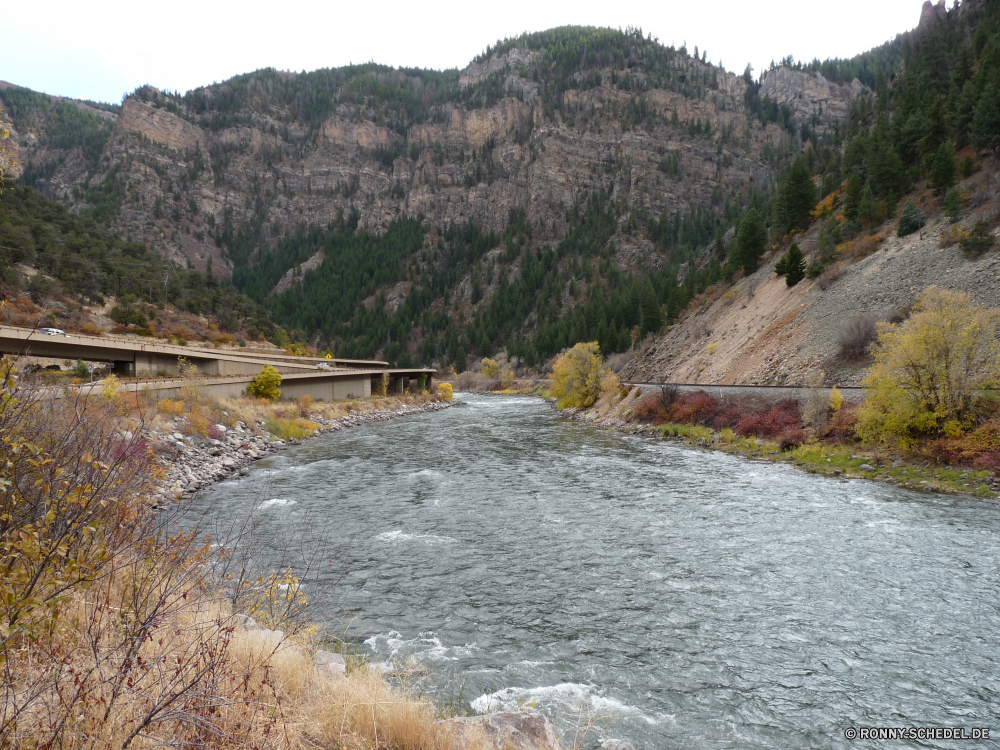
[758,68,865,138]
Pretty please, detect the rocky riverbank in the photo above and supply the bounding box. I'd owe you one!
[148,399,456,504]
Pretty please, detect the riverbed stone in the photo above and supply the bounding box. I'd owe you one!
[439,712,561,750]
[858,464,875,472]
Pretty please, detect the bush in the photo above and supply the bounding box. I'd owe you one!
[897,201,927,237]
[857,288,1000,446]
[480,357,499,378]
[550,342,609,409]
[72,358,91,377]
[735,399,801,438]
[437,382,453,401]
[943,187,964,223]
[838,314,878,358]
[829,386,844,413]
[959,221,995,255]
[246,364,281,401]
[778,427,809,450]
[824,402,860,440]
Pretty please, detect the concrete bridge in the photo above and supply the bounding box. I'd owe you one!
[2,325,434,401]
[0,325,384,376]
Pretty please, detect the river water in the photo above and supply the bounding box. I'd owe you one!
[187,394,1000,749]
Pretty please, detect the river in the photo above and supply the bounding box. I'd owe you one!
[186,394,1000,749]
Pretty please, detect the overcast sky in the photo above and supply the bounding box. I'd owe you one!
[3,0,930,104]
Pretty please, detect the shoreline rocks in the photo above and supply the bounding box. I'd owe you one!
[149,399,455,505]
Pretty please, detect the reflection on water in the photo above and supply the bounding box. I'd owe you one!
[187,394,1000,749]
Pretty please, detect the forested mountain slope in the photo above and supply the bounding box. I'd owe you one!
[1,26,860,366]
[622,0,1000,386]
[7,0,990,372]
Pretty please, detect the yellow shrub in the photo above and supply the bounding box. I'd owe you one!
[720,427,736,443]
[857,288,1000,446]
[437,382,454,401]
[480,358,500,378]
[707,342,718,355]
[550,341,608,409]
[247,365,282,401]
[158,398,185,416]
[500,365,516,390]
[264,416,319,440]
[829,386,844,413]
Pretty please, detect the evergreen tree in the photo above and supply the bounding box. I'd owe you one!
[780,155,817,232]
[943,187,964,223]
[640,290,663,337]
[858,185,880,227]
[784,243,806,287]
[843,173,863,222]
[728,209,767,274]
[972,91,1000,156]
[929,143,956,196]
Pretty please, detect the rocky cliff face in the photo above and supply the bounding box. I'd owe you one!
[758,68,865,138]
[2,52,861,282]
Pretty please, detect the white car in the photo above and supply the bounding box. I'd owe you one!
[38,327,67,336]
[316,362,332,370]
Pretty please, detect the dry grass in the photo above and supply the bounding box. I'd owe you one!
[1,367,491,750]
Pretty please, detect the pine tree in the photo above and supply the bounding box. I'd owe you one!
[972,91,1000,156]
[781,155,817,232]
[728,209,767,274]
[929,143,956,196]
[843,173,863,222]
[784,243,806,287]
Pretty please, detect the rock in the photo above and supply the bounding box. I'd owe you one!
[222,458,236,468]
[833,469,843,475]
[439,712,561,750]
[315,649,347,677]
[173,432,184,441]
[215,424,227,433]
[237,614,259,630]
[858,464,875,472]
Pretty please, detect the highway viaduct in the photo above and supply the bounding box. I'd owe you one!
[0,326,434,401]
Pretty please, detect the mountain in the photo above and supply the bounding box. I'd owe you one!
[1,27,860,366]
[622,0,1000,386]
[6,2,993,372]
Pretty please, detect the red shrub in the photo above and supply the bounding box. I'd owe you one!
[633,395,670,425]
[208,423,226,440]
[667,391,720,425]
[973,450,1000,474]
[823,402,860,441]
[778,427,809,451]
[736,399,801,438]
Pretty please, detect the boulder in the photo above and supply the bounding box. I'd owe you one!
[439,712,561,750]
[858,464,875,472]
[236,614,259,630]
[315,649,347,677]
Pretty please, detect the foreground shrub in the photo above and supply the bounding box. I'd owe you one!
[246,364,281,401]
[550,341,609,409]
[437,382,454,401]
[857,288,1000,447]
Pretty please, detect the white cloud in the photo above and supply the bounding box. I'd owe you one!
[3,0,926,103]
